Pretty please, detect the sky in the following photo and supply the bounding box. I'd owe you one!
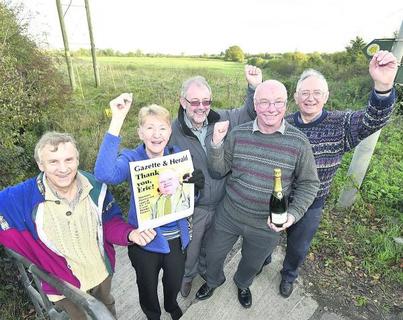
[9,0,403,55]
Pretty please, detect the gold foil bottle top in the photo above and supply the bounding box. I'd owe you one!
[274,168,281,177]
[273,168,282,193]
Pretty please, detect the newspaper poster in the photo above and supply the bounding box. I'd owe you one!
[129,150,194,230]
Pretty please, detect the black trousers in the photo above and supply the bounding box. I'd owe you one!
[128,238,186,320]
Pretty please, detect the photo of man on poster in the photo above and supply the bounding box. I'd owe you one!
[151,169,192,219]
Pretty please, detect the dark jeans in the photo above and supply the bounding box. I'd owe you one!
[128,238,186,320]
[265,206,323,283]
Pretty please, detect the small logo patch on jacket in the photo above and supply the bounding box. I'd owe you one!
[0,215,10,230]
[103,199,115,214]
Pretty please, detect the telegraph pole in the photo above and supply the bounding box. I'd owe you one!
[338,20,403,208]
[55,0,76,90]
[84,0,100,87]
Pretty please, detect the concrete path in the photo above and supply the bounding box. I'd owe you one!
[111,244,348,320]
[181,246,317,320]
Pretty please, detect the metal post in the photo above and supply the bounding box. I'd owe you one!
[84,0,100,87]
[338,20,403,208]
[6,249,115,320]
[55,0,76,90]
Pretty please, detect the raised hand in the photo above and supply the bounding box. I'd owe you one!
[110,92,133,121]
[245,65,263,88]
[369,50,398,92]
[212,120,229,145]
[108,92,133,136]
[128,228,156,246]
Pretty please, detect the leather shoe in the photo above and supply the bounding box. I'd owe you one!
[180,280,192,298]
[279,280,294,298]
[237,287,252,308]
[196,283,215,300]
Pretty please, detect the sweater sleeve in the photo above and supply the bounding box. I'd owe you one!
[219,85,256,128]
[288,140,320,222]
[94,133,130,184]
[206,131,235,179]
[343,89,396,152]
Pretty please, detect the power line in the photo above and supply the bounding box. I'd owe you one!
[63,0,73,17]
[61,0,85,17]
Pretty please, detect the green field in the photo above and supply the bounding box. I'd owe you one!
[56,56,254,171]
[70,56,246,108]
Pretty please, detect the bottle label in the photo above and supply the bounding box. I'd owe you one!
[271,211,287,225]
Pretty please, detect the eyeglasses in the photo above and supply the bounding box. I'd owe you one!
[255,100,287,110]
[184,97,212,107]
[298,90,325,100]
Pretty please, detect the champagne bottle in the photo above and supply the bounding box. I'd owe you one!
[270,168,288,227]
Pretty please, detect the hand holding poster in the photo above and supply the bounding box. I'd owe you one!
[129,150,194,230]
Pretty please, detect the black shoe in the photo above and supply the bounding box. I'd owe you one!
[196,283,215,300]
[279,280,294,298]
[180,279,192,298]
[237,287,252,308]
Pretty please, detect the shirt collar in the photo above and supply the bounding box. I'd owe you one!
[297,110,323,124]
[252,119,286,134]
[42,172,92,206]
[184,111,208,132]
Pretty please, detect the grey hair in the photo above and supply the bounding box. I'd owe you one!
[296,69,328,92]
[180,76,212,98]
[34,131,79,163]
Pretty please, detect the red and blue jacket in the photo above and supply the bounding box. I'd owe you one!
[0,170,135,295]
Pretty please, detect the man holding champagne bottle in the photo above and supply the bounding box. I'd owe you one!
[194,79,320,308]
[261,50,398,298]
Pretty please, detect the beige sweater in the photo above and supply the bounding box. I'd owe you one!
[42,173,108,301]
